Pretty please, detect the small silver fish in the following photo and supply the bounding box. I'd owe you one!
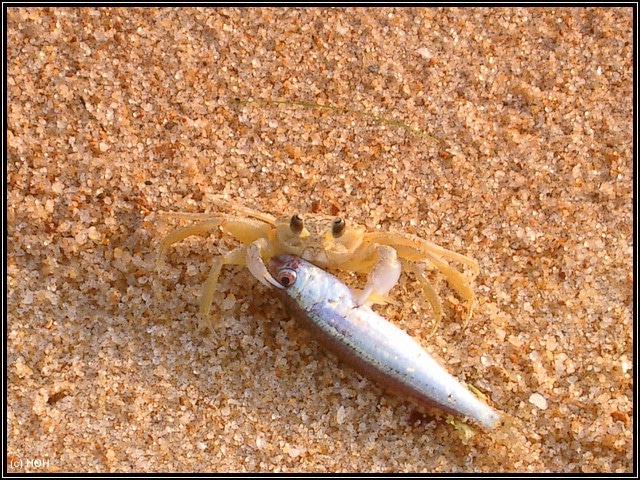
[267,253,501,430]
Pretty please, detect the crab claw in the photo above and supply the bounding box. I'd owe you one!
[246,241,285,289]
[356,245,401,306]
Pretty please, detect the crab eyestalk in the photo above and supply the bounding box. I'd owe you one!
[332,217,346,238]
[290,214,304,235]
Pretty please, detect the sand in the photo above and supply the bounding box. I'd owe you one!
[7,7,632,473]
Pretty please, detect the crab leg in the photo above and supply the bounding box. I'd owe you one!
[200,238,283,324]
[394,243,476,320]
[368,233,478,321]
[200,245,247,321]
[157,213,275,270]
[421,251,476,319]
[403,260,444,323]
[158,213,278,327]
[157,219,222,269]
[208,198,277,225]
[420,239,480,276]
[369,232,479,276]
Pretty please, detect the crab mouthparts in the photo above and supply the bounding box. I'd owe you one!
[301,248,329,265]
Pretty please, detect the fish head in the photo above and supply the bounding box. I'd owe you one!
[267,254,309,290]
[267,254,355,310]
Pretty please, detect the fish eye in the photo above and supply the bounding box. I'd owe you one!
[332,217,346,238]
[277,268,297,287]
[290,214,303,235]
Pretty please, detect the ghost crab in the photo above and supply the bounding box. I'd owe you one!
[157,201,479,328]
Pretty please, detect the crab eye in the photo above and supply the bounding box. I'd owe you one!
[277,267,297,288]
[332,217,346,238]
[290,214,303,235]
